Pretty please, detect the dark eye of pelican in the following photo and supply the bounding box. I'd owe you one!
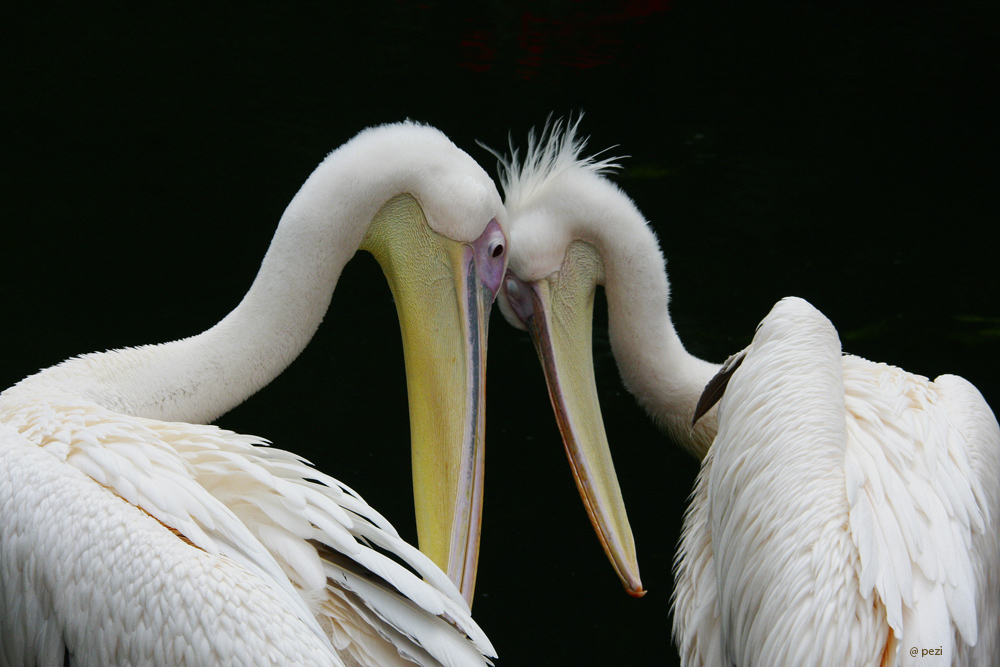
[490,241,505,258]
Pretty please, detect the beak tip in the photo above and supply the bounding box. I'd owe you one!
[623,572,646,598]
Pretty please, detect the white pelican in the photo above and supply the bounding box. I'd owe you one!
[0,121,505,666]
[681,296,1000,665]
[489,118,1000,665]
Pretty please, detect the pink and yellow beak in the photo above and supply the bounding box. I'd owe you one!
[361,194,506,606]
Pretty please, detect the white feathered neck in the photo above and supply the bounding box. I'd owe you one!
[492,117,720,458]
[14,121,504,425]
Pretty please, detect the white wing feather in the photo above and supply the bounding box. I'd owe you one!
[843,355,986,652]
[0,422,340,667]
[920,374,1000,666]
[672,455,723,667]
[0,380,493,667]
[674,297,999,666]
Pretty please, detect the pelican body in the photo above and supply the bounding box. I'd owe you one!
[0,122,506,666]
[676,297,1000,666]
[491,118,1000,665]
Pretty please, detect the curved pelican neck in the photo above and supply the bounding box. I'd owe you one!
[19,145,398,424]
[588,178,721,459]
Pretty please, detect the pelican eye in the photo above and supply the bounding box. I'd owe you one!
[490,241,505,258]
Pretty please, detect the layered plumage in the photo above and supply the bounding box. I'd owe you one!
[677,297,1000,666]
[0,122,504,667]
[0,412,490,667]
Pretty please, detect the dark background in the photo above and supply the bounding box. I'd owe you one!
[3,2,997,664]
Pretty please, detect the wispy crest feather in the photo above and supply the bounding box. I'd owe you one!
[480,114,624,215]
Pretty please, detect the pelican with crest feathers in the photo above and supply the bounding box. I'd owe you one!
[489,117,1000,665]
[0,122,506,667]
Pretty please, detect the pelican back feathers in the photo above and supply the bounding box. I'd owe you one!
[0,378,495,667]
[673,297,1000,666]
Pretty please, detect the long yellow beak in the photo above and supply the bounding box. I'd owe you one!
[361,194,505,607]
[502,241,644,597]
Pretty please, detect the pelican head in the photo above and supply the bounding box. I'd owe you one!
[282,122,508,602]
[482,117,645,596]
